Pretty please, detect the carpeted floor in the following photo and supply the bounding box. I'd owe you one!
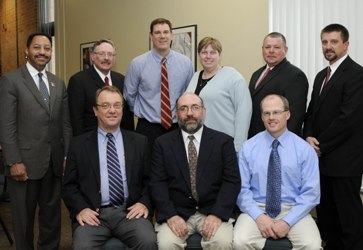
[0,199,72,250]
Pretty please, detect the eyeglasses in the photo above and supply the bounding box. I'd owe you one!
[177,105,204,114]
[262,110,288,117]
[96,103,123,110]
[93,51,116,57]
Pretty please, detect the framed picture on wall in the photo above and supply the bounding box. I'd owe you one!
[80,41,95,70]
[149,25,197,71]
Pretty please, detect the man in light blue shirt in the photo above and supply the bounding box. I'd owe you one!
[233,94,322,250]
[124,18,193,148]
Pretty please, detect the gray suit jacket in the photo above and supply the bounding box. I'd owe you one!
[0,65,72,179]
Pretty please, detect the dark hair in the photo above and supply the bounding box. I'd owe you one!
[91,39,116,53]
[264,32,287,46]
[321,23,349,43]
[150,18,172,33]
[26,33,52,48]
[94,86,124,107]
[260,94,290,112]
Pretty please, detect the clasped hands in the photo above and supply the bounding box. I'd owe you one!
[256,214,290,239]
[76,202,148,226]
[167,214,221,241]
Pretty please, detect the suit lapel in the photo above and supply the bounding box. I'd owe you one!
[316,57,352,113]
[251,59,288,96]
[171,130,191,186]
[20,66,50,113]
[196,127,213,183]
[90,66,107,89]
[47,72,58,113]
[121,130,133,186]
[86,131,102,188]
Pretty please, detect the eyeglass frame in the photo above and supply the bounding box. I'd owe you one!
[93,51,116,57]
[177,104,204,114]
[96,102,123,110]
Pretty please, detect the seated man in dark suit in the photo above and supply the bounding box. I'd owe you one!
[62,86,157,249]
[150,92,241,250]
[67,39,134,136]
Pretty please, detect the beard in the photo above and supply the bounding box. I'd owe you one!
[178,118,203,134]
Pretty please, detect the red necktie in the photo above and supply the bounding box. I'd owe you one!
[255,67,271,89]
[104,76,109,86]
[161,58,172,129]
[323,66,331,87]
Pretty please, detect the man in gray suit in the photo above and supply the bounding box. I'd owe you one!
[0,33,72,250]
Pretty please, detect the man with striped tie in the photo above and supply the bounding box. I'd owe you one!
[62,86,157,249]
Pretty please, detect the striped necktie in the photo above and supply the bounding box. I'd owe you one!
[161,57,172,129]
[106,133,124,207]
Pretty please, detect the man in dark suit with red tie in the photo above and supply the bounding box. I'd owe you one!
[67,39,134,136]
[248,32,309,138]
[304,23,363,250]
[62,86,157,249]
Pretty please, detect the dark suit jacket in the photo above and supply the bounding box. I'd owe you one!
[248,58,308,138]
[62,129,152,228]
[67,66,134,136]
[0,65,72,179]
[304,56,363,177]
[150,126,241,223]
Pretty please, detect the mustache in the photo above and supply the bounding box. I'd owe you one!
[324,49,334,53]
[35,54,50,59]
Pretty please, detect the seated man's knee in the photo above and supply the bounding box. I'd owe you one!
[232,235,250,249]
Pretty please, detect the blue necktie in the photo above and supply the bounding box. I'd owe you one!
[38,73,50,108]
[106,133,124,207]
[266,139,281,218]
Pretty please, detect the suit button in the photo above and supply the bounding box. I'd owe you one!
[96,208,100,212]
[195,206,199,210]
[188,196,192,199]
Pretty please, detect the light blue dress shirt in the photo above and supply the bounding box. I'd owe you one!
[97,128,128,206]
[124,49,194,123]
[237,130,320,226]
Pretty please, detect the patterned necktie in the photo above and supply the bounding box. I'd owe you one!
[38,73,50,108]
[323,66,331,87]
[266,139,281,218]
[106,133,124,207]
[255,67,270,89]
[188,135,198,201]
[161,57,172,129]
[104,76,109,86]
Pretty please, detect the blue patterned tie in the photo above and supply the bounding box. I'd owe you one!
[266,139,281,218]
[38,73,50,108]
[106,133,124,207]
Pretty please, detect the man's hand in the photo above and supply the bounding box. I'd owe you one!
[127,202,149,219]
[272,220,290,238]
[76,208,100,226]
[10,162,28,181]
[306,136,321,156]
[167,215,189,239]
[256,214,278,239]
[201,215,222,241]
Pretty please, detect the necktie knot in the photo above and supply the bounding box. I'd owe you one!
[162,57,167,65]
[106,132,113,140]
[188,135,195,142]
[272,139,279,149]
[104,76,109,86]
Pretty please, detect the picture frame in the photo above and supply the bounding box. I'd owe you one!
[80,41,95,70]
[149,25,198,71]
